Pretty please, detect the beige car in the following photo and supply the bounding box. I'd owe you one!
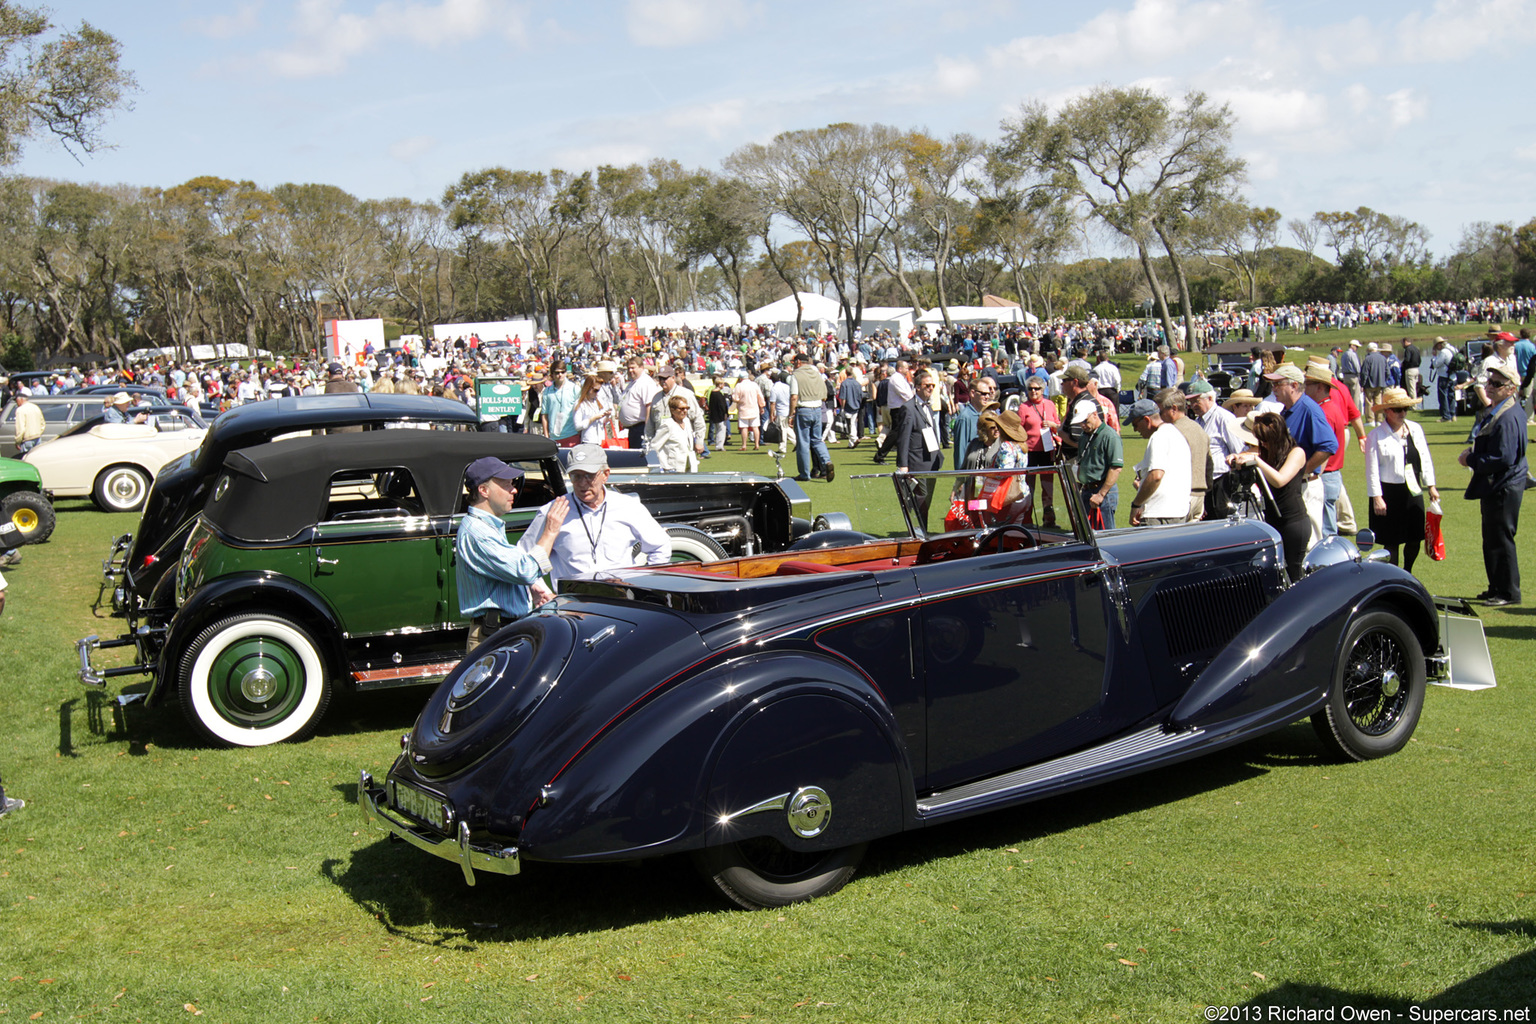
[24,421,207,512]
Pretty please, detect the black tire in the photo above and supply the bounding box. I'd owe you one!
[660,524,729,564]
[93,464,151,513]
[1312,610,1425,761]
[692,838,867,909]
[1,491,55,543]
[177,613,333,747]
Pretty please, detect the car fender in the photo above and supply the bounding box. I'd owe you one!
[1170,561,1437,733]
[520,652,912,863]
[151,572,346,704]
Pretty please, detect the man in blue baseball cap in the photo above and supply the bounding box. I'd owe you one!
[456,456,568,651]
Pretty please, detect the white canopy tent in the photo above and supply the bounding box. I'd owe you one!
[744,292,843,327]
[555,307,614,340]
[433,319,536,345]
[857,306,918,337]
[127,343,272,363]
[917,305,1037,325]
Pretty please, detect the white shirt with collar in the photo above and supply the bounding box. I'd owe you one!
[517,488,671,585]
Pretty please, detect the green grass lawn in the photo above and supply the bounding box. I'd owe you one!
[2,407,1534,1022]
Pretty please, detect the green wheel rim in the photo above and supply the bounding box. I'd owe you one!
[206,636,307,728]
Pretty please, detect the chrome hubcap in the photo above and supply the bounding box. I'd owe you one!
[240,667,277,703]
[787,786,831,838]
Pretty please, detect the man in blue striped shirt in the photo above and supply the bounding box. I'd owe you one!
[456,456,568,652]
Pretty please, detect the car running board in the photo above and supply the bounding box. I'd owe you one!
[916,724,1206,821]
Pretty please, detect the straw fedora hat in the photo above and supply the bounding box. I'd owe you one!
[1223,388,1259,412]
[1371,387,1420,413]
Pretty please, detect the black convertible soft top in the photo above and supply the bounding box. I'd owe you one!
[208,430,558,542]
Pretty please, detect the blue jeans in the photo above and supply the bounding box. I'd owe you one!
[795,406,831,478]
[1321,469,1341,537]
[1438,372,1456,419]
[1082,484,1117,530]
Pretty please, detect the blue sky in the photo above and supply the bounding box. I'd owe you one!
[21,0,1536,260]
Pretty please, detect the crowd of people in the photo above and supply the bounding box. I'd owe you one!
[6,304,1528,606]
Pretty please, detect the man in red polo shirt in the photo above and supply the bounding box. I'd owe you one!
[1302,360,1368,537]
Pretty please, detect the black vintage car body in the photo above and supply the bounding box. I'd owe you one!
[100,394,484,618]
[361,463,1492,909]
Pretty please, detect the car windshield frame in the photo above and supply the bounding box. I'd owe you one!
[847,465,1094,547]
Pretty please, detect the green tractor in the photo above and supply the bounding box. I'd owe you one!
[0,456,56,544]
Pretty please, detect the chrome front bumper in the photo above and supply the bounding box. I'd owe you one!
[358,770,520,886]
[76,631,156,688]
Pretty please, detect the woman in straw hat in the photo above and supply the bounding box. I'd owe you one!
[1365,387,1438,571]
[1222,388,1260,417]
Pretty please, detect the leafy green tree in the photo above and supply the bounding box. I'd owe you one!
[0,1,135,164]
[1001,87,1244,350]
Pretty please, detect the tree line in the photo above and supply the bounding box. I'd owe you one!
[5,82,1536,367]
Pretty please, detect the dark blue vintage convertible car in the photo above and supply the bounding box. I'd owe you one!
[361,463,1491,909]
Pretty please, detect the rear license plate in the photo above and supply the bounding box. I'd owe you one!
[389,780,452,831]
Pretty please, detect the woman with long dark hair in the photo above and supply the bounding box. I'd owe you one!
[1229,411,1309,581]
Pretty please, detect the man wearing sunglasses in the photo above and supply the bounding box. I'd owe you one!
[950,375,998,469]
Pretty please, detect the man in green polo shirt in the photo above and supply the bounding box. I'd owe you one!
[1075,399,1123,528]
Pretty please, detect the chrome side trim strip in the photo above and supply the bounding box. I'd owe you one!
[916,724,1204,817]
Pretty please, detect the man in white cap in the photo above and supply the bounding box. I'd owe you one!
[457,457,568,651]
[11,388,44,454]
[1359,342,1390,425]
[1265,362,1338,542]
[518,444,670,586]
[1339,339,1363,413]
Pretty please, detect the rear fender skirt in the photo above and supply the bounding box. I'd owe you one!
[1170,562,1437,731]
[151,573,346,704]
[519,653,912,863]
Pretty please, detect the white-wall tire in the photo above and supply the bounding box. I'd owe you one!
[178,614,331,747]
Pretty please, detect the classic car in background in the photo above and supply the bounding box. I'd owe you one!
[24,421,207,512]
[361,462,1491,909]
[0,456,55,543]
[98,394,485,619]
[78,429,827,747]
[88,392,816,646]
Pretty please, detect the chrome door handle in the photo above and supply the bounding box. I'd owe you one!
[317,557,339,566]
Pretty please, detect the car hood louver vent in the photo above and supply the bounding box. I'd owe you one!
[1156,570,1272,663]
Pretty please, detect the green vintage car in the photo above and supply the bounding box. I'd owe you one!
[80,429,817,747]
[0,455,55,543]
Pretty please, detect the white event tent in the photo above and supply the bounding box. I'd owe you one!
[916,304,1038,325]
[858,306,918,337]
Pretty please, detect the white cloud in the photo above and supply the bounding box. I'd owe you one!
[661,100,747,139]
[1214,86,1330,136]
[1395,0,1536,62]
[257,0,530,78]
[549,141,655,169]
[187,2,263,39]
[931,56,982,98]
[989,0,1264,73]
[388,135,437,162]
[1384,87,1428,128]
[624,0,757,48]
